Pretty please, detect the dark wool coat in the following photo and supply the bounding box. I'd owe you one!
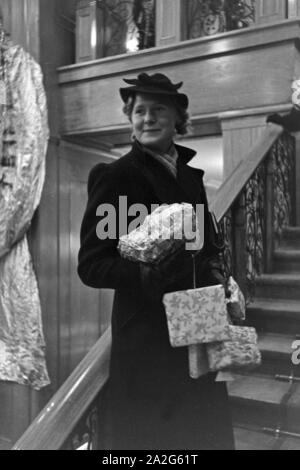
[78,141,234,450]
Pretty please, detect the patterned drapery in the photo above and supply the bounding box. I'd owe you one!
[0,42,50,390]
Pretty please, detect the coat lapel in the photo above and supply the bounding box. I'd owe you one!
[130,141,205,206]
[177,156,205,205]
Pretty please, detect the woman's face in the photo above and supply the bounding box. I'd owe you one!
[131,93,178,153]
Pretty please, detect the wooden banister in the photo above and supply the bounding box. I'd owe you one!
[13,327,112,450]
[211,123,284,223]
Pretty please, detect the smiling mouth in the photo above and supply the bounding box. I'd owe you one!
[143,129,161,133]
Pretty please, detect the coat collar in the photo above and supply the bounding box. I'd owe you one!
[129,140,205,205]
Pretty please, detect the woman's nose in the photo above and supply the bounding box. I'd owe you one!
[144,109,156,123]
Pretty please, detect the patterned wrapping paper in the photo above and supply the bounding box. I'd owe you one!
[206,325,262,372]
[226,276,246,322]
[0,45,50,390]
[163,284,231,347]
[292,79,300,108]
[118,203,197,264]
[188,342,236,381]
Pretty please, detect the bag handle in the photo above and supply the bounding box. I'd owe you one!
[192,253,197,289]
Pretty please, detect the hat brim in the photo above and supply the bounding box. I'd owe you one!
[119,86,189,110]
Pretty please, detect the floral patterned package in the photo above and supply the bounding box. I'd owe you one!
[163,284,231,347]
[206,325,262,372]
[292,79,300,108]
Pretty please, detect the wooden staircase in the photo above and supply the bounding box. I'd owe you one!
[230,225,300,450]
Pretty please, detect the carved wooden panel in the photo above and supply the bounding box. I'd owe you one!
[0,0,40,60]
[76,0,104,62]
[288,0,300,18]
[256,0,287,24]
[156,0,182,46]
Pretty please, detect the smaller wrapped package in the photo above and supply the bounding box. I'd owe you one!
[118,203,197,264]
[207,325,262,372]
[226,277,246,322]
[163,284,231,347]
[188,344,210,379]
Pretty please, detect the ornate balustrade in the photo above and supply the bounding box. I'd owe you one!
[217,129,296,300]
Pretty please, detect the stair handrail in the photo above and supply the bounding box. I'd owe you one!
[13,327,111,450]
[12,122,284,451]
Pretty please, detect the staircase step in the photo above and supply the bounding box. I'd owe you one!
[228,374,291,429]
[274,248,300,273]
[234,425,300,450]
[254,274,300,300]
[0,437,12,450]
[286,384,300,434]
[258,333,297,376]
[281,227,300,250]
[233,426,279,450]
[247,298,300,335]
[279,436,300,450]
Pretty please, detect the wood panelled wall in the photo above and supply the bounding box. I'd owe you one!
[0,0,113,447]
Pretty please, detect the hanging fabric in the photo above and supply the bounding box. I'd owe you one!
[0,30,50,390]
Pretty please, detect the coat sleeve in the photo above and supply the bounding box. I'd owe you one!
[77,163,163,298]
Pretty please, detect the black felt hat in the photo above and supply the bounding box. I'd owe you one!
[119,72,189,109]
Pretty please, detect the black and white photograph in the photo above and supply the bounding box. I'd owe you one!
[0,0,300,452]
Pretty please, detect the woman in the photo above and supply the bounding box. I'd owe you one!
[78,72,234,450]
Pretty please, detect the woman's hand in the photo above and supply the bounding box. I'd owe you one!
[267,107,300,133]
[157,249,193,287]
[139,249,193,302]
[208,268,231,298]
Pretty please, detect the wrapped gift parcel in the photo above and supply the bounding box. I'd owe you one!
[188,344,210,379]
[118,203,198,264]
[188,344,235,381]
[206,325,262,372]
[162,284,231,347]
[226,277,246,322]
